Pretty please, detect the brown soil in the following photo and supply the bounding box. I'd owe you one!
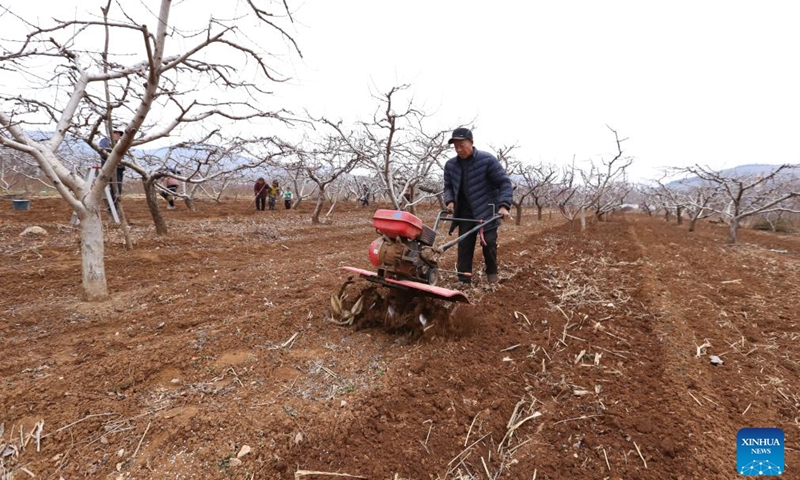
[1,197,799,479]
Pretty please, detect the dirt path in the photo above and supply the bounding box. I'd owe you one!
[1,198,798,479]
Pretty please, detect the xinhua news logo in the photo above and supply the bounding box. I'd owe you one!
[737,428,784,476]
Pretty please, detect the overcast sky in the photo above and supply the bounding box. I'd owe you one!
[286,0,800,181]
[3,0,800,181]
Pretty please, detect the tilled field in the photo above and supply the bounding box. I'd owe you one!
[1,197,799,479]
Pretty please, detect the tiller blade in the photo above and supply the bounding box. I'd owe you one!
[341,266,470,304]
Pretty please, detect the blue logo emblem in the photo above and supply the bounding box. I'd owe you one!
[737,428,784,476]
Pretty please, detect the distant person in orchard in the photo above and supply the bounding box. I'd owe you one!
[267,180,280,211]
[403,186,413,205]
[283,188,293,209]
[254,177,268,211]
[160,168,181,210]
[442,127,513,284]
[98,129,127,207]
[360,183,370,207]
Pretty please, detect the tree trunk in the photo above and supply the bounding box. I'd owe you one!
[144,178,169,235]
[726,218,739,244]
[291,180,303,209]
[676,206,683,225]
[536,205,543,221]
[688,217,698,232]
[184,197,196,211]
[311,194,324,225]
[324,196,338,221]
[80,207,109,301]
[580,206,586,231]
[115,199,134,249]
[514,203,522,226]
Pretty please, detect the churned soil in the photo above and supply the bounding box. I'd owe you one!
[1,197,798,479]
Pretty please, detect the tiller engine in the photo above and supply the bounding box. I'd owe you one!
[342,209,501,303]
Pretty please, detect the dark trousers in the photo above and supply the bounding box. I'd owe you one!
[456,225,498,283]
[284,199,291,209]
[268,196,277,210]
[160,185,178,207]
[256,197,266,211]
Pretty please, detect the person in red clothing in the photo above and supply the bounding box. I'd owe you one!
[254,177,268,211]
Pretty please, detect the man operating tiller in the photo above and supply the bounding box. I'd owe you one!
[443,127,514,284]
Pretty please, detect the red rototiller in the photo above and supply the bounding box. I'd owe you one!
[342,208,502,303]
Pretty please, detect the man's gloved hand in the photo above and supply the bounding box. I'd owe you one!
[499,206,513,221]
[446,202,454,213]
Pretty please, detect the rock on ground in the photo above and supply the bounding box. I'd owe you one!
[19,226,48,237]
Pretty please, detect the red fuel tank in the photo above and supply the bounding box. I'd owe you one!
[368,237,383,266]
[372,209,423,240]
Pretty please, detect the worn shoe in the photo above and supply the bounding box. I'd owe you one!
[487,273,499,284]
[167,205,176,210]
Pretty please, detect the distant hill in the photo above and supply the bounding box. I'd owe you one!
[45,134,258,170]
[15,131,240,162]
[666,164,797,189]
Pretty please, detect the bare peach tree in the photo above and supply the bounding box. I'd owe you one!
[549,158,590,236]
[527,163,559,221]
[321,84,450,212]
[653,170,722,231]
[493,144,524,222]
[274,159,320,210]
[652,173,689,224]
[292,132,364,224]
[679,164,799,243]
[581,127,633,221]
[683,184,722,232]
[0,0,301,300]
[400,121,451,214]
[550,128,632,234]
[646,184,677,222]
[0,145,39,194]
[128,134,293,235]
[514,163,558,224]
[494,146,558,225]
[416,173,447,210]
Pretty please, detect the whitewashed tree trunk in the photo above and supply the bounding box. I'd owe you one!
[580,206,587,231]
[2,0,301,300]
[311,191,325,225]
[78,200,109,301]
[727,218,740,245]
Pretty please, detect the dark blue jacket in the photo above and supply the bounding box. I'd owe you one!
[443,148,513,231]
